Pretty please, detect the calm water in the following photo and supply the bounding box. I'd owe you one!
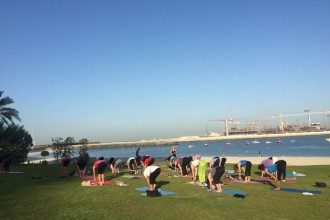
[30,135,330,159]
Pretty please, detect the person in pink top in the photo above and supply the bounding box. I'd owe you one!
[92,157,107,184]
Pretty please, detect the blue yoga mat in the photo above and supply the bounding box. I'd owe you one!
[135,187,177,195]
[271,187,321,194]
[221,189,247,195]
[206,189,247,195]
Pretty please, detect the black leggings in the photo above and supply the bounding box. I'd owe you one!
[276,160,286,181]
[213,166,225,184]
[244,161,252,176]
[149,168,161,184]
[181,157,192,176]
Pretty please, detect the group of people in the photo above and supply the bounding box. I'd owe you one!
[166,146,287,191]
[60,146,287,192]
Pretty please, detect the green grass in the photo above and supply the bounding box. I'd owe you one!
[0,163,329,220]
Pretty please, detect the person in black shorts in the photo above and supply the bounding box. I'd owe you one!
[93,157,108,184]
[76,157,88,177]
[61,156,71,176]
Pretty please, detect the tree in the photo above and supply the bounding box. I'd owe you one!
[0,91,21,125]
[0,122,33,163]
[41,150,49,158]
[78,138,90,161]
[51,137,75,164]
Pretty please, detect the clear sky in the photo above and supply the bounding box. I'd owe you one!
[1,0,329,144]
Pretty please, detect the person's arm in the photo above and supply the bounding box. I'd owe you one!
[237,162,242,179]
[145,176,151,189]
[190,164,196,181]
[109,164,114,174]
[264,168,276,180]
[93,164,96,180]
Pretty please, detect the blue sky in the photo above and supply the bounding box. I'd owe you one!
[1,0,329,144]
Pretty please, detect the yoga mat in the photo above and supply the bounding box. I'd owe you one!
[257,177,297,183]
[286,173,305,177]
[271,187,321,194]
[90,180,113,186]
[135,187,177,196]
[206,189,247,195]
[218,189,247,195]
[225,170,235,174]
[231,179,262,184]
[121,175,142,179]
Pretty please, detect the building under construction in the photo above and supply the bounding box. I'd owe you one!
[209,110,330,136]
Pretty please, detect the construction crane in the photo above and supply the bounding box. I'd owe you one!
[269,110,330,133]
[208,118,240,136]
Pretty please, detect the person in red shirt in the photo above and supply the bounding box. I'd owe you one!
[92,157,107,184]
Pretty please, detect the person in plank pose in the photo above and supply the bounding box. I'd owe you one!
[258,160,287,190]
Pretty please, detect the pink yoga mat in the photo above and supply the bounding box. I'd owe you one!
[90,180,114,186]
[231,179,262,184]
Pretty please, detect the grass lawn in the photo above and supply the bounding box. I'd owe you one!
[0,162,329,220]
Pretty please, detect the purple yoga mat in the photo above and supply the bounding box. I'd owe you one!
[231,179,262,184]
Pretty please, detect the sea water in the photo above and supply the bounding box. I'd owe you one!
[31,135,330,159]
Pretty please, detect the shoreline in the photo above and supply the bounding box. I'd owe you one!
[32,131,330,150]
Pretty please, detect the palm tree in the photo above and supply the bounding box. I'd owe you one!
[0,91,21,125]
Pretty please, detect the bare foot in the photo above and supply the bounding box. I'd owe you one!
[274,188,280,191]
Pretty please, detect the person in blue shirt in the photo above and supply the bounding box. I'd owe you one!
[258,160,287,190]
[233,160,252,182]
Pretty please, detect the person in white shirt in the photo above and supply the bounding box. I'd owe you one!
[143,158,161,191]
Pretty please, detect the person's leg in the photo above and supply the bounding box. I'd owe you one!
[149,168,161,190]
[245,161,252,182]
[215,183,222,192]
[275,160,286,190]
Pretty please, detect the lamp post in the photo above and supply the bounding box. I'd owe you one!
[304,109,311,126]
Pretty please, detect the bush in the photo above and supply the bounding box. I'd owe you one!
[41,150,49,157]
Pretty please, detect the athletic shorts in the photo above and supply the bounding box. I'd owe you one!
[97,161,107,174]
[77,159,87,170]
[62,158,71,167]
